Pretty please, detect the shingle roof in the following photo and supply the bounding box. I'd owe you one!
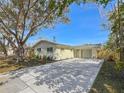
[32,40,73,49]
[33,40,102,49]
[74,44,102,49]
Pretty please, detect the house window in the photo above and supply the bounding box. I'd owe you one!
[47,47,53,53]
[37,48,41,52]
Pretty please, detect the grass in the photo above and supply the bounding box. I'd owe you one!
[0,58,41,73]
[89,61,124,93]
[0,55,56,74]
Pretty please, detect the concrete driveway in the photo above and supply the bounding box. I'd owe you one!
[0,59,103,93]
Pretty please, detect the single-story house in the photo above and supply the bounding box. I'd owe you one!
[33,40,102,60]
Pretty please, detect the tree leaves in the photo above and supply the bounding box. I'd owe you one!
[0,0,110,58]
[107,1,124,51]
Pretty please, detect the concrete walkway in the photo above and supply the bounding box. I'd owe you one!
[0,59,103,93]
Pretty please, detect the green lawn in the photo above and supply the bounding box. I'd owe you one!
[89,61,124,93]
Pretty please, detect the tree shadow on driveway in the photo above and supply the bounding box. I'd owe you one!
[2,59,102,93]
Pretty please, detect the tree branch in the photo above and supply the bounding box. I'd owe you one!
[22,6,58,44]
[0,18,16,36]
[21,0,31,41]
[1,32,17,48]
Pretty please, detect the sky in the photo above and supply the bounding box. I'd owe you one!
[27,3,110,46]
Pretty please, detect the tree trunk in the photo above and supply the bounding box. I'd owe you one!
[0,43,8,57]
[120,47,124,62]
[3,47,8,57]
[15,46,25,63]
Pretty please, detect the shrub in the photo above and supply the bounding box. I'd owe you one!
[47,56,56,61]
[98,47,124,77]
[115,61,124,71]
[97,48,119,61]
[41,56,47,64]
[41,55,56,64]
[33,55,41,60]
[115,61,124,79]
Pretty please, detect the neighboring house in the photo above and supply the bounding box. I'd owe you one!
[0,47,14,56]
[7,47,14,55]
[33,40,102,60]
[2,45,30,56]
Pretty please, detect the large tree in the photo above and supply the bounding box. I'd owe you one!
[0,0,109,62]
[0,0,73,61]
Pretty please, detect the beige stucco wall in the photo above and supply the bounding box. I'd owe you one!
[92,48,98,58]
[54,48,74,60]
[34,42,55,57]
[34,42,74,60]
